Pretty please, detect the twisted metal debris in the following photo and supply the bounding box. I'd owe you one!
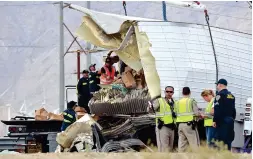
[89,86,151,116]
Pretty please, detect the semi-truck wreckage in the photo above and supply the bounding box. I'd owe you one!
[1,1,251,153]
[55,2,209,153]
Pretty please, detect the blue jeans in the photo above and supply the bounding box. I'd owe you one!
[206,126,215,147]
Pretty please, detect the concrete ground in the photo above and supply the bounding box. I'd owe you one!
[0,152,251,159]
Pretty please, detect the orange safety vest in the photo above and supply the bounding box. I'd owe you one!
[100,66,115,84]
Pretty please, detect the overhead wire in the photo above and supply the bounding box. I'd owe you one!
[206,2,250,9]
[0,2,54,7]
[148,1,252,20]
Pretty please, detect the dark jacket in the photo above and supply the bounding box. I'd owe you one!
[77,77,90,96]
[89,71,101,93]
[61,108,76,131]
[213,89,236,125]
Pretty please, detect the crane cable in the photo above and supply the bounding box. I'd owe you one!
[119,1,128,74]
[203,6,219,83]
[123,1,127,16]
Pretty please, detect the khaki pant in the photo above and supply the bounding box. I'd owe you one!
[156,126,174,152]
[178,123,200,152]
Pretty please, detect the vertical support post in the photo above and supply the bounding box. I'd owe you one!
[162,1,168,21]
[77,50,81,80]
[59,1,65,112]
[85,1,91,70]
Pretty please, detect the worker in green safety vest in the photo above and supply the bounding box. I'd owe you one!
[174,87,200,152]
[200,89,215,148]
[147,86,176,152]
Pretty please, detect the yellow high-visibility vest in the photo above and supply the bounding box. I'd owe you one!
[175,97,194,123]
[204,98,214,127]
[155,98,174,125]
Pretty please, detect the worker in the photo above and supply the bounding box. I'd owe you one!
[147,86,176,152]
[174,87,200,152]
[213,79,236,151]
[200,89,215,148]
[77,70,91,114]
[88,64,101,94]
[61,101,77,131]
[100,57,116,84]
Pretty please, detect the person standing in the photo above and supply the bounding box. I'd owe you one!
[175,87,200,152]
[213,79,236,151]
[77,70,91,114]
[147,86,176,152]
[61,101,77,131]
[200,90,215,148]
[100,57,116,85]
[88,64,101,94]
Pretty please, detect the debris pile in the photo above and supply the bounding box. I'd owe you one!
[56,65,156,153]
[34,106,87,121]
[116,66,146,89]
[56,115,154,153]
[75,106,87,119]
[56,114,98,149]
[89,87,151,116]
[35,108,63,121]
[89,66,150,116]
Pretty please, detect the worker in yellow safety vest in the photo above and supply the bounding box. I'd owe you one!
[200,89,215,148]
[147,86,176,152]
[174,87,200,152]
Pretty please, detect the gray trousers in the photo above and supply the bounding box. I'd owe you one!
[155,126,174,152]
[178,123,200,152]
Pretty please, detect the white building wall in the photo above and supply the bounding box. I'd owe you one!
[138,21,252,116]
[0,106,10,137]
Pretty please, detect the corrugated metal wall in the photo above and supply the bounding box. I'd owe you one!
[138,21,252,112]
[139,22,251,148]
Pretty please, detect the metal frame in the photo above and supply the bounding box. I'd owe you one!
[63,23,87,80]
[0,137,26,151]
[65,85,77,105]
[58,2,91,111]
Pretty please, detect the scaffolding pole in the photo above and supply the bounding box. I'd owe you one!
[59,1,65,112]
[85,1,91,70]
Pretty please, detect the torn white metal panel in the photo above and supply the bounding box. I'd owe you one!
[71,6,162,99]
[68,4,161,35]
[75,16,143,72]
[134,26,161,100]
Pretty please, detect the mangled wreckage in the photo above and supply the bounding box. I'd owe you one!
[55,4,165,152]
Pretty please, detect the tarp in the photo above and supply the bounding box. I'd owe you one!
[69,4,161,99]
